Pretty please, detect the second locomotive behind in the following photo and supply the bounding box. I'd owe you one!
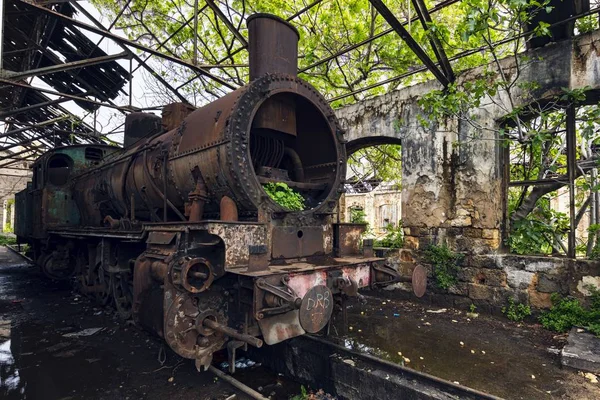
[15,14,424,371]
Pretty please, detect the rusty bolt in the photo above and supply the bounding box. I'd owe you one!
[257,313,264,320]
[198,337,210,347]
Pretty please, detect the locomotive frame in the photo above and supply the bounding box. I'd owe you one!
[14,13,419,372]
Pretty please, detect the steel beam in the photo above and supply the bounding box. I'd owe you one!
[0,130,60,152]
[129,13,197,76]
[0,172,32,177]
[411,0,454,82]
[0,78,135,112]
[0,96,74,118]
[205,0,248,47]
[0,146,43,163]
[0,116,70,139]
[193,0,199,65]
[368,0,449,87]
[0,0,4,71]
[69,1,191,105]
[1,51,129,81]
[300,0,460,74]
[329,4,600,102]
[287,0,326,21]
[566,105,577,258]
[26,0,236,90]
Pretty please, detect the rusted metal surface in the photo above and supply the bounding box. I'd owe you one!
[411,264,427,298]
[13,12,413,375]
[124,112,162,148]
[272,226,324,259]
[247,13,299,79]
[161,102,196,131]
[219,196,238,222]
[334,223,366,256]
[299,285,333,333]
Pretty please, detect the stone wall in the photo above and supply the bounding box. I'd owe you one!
[336,30,600,311]
[379,248,600,313]
[336,29,600,255]
[340,190,401,234]
[0,157,31,232]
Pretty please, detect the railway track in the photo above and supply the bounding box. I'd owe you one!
[2,244,502,399]
[249,334,503,400]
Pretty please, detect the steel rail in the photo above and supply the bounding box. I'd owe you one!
[301,335,504,400]
[207,366,268,400]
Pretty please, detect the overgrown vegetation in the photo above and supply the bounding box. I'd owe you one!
[349,208,367,224]
[502,297,532,322]
[3,199,14,233]
[290,386,309,400]
[262,182,305,211]
[0,235,17,246]
[373,222,403,249]
[87,0,600,257]
[424,244,464,290]
[539,291,600,336]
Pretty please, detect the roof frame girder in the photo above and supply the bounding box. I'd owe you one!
[368,0,449,87]
[1,51,129,81]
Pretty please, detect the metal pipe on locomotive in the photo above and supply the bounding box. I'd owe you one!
[14,14,424,371]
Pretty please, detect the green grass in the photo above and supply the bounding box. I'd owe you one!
[0,235,17,246]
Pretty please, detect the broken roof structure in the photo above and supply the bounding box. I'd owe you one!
[0,0,596,175]
[0,1,133,169]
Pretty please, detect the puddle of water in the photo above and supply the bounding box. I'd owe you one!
[0,318,122,400]
[336,304,569,399]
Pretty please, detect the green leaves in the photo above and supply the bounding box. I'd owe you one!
[262,182,305,211]
[502,297,531,322]
[373,222,404,248]
[539,292,600,335]
[424,244,463,290]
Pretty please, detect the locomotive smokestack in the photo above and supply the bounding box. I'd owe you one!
[247,14,299,80]
[247,14,299,136]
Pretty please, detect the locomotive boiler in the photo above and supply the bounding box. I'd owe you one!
[14,14,424,371]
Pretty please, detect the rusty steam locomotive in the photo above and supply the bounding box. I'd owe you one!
[14,14,422,371]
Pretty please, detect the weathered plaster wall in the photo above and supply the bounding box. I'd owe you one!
[336,29,600,254]
[340,190,401,234]
[0,162,30,232]
[337,30,600,310]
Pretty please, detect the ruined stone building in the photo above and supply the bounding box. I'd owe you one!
[0,151,31,233]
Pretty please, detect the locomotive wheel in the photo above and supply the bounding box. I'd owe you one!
[112,271,133,320]
[75,248,94,295]
[40,251,76,281]
[93,263,113,306]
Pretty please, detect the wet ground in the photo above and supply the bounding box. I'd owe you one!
[2,244,599,400]
[0,246,294,400]
[335,296,600,399]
